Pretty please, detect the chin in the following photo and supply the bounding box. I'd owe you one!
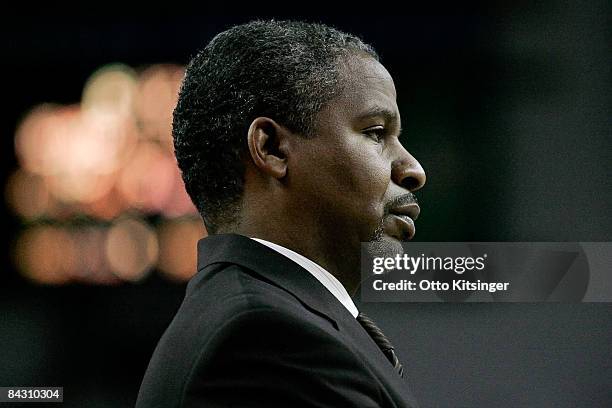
[364,234,405,259]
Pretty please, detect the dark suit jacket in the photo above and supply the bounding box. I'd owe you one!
[136,234,418,407]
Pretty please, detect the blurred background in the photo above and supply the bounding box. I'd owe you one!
[1,5,611,407]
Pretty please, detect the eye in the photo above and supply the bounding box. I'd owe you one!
[363,126,385,142]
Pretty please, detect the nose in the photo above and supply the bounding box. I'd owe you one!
[391,150,426,192]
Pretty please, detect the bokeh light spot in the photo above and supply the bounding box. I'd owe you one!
[157,218,206,281]
[105,218,159,282]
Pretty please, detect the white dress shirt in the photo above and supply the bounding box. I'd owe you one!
[251,238,359,318]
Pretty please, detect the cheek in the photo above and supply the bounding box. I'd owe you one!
[336,141,391,217]
[291,135,390,221]
[344,141,389,193]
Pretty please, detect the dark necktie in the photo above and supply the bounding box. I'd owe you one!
[357,312,404,378]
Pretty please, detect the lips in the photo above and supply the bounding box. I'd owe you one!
[389,203,420,221]
[385,203,420,241]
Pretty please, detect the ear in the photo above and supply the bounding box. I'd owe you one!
[246,117,289,179]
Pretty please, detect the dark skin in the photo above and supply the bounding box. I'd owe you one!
[223,53,426,295]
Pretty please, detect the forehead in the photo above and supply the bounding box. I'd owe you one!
[317,54,399,127]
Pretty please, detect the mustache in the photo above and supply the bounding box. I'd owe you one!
[383,193,419,216]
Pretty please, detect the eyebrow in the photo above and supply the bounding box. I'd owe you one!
[356,105,399,123]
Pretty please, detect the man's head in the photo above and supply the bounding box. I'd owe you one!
[174,20,425,288]
[174,20,378,232]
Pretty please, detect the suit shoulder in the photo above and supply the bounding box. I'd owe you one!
[184,262,313,317]
[137,263,331,407]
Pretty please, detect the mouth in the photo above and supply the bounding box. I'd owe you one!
[385,203,420,241]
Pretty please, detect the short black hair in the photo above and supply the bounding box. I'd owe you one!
[173,20,378,232]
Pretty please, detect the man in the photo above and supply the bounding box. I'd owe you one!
[137,20,425,407]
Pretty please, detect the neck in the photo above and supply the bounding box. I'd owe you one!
[227,219,361,295]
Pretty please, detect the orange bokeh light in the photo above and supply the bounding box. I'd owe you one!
[105,218,159,282]
[5,169,51,219]
[157,218,206,281]
[117,142,177,214]
[10,62,208,285]
[133,64,184,150]
[14,225,77,285]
